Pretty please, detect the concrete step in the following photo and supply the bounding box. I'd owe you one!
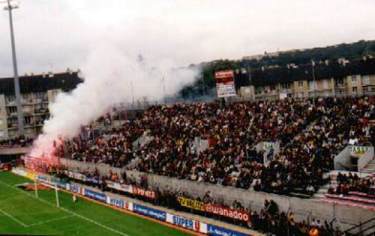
[362,160,375,174]
[314,193,326,198]
[365,164,375,168]
[361,168,375,174]
[313,184,330,198]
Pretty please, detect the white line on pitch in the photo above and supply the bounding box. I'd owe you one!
[0,207,28,227]
[27,215,74,227]
[0,180,130,236]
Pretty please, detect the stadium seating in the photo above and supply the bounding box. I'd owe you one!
[57,96,375,195]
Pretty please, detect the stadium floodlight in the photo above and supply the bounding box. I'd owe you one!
[2,0,18,9]
[1,0,24,136]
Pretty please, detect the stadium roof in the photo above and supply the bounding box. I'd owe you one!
[0,71,83,96]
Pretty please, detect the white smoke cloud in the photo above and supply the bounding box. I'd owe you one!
[30,41,198,157]
[16,0,375,158]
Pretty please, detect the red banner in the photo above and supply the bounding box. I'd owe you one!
[132,186,156,199]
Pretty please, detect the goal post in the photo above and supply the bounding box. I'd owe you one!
[54,182,60,208]
[34,178,38,198]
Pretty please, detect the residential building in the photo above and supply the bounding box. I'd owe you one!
[0,71,82,140]
[242,74,375,100]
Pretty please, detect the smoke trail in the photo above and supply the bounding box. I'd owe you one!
[29,43,198,157]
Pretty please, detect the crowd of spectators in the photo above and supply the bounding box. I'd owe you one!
[0,135,33,148]
[329,172,375,196]
[57,96,375,196]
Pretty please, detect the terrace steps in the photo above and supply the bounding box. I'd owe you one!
[361,160,375,174]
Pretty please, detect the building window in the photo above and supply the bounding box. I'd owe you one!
[6,96,15,103]
[352,87,357,93]
[309,81,315,90]
[298,81,303,87]
[336,79,344,86]
[7,106,17,114]
[24,116,31,125]
[362,76,370,85]
[351,76,357,83]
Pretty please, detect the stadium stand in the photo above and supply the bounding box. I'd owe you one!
[57,96,374,196]
[16,95,370,235]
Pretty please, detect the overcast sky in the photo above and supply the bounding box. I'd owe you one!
[0,0,374,77]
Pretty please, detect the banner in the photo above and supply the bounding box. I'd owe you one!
[109,197,126,209]
[86,177,101,185]
[178,197,250,222]
[26,170,36,181]
[51,177,68,189]
[205,204,250,222]
[106,181,133,194]
[132,186,156,199]
[177,197,205,211]
[37,174,51,184]
[166,213,201,232]
[350,146,369,157]
[84,189,107,202]
[12,168,27,177]
[133,204,166,221]
[68,183,82,194]
[65,170,86,182]
[215,70,236,98]
[207,224,248,236]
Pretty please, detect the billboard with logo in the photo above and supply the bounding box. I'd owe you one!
[215,70,236,98]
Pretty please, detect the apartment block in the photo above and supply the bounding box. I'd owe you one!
[243,74,375,100]
[0,71,82,140]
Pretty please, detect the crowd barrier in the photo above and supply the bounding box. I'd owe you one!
[60,158,374,229]
[11,168,252,236]
[60,158,375,229]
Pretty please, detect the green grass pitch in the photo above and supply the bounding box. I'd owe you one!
[0,171,189,236]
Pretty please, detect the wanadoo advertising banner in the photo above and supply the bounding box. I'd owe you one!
[205,204,250,222]
[215,70,237,98]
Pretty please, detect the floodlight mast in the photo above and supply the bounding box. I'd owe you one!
[3,0,24,136]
